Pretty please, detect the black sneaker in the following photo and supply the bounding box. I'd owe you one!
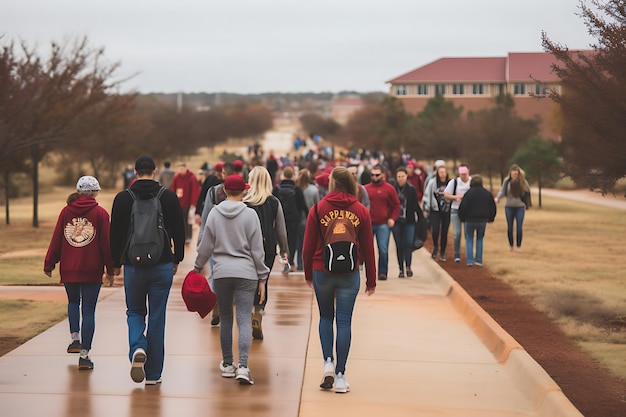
[78,357,94,370]
[67,340,81,353]
[398,272,405,278]
[211,313,220,326]
[406,269,413,277]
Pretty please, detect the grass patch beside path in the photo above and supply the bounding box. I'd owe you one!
[485,192,626,378]
[0,256,59,285]
[0,299,67,356]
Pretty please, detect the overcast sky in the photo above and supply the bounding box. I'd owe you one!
[2,0,595,94]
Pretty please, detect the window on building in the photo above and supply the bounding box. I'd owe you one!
[395,84,408,96]
[435,84,446,95]
[514,83,526,95]
[472,84,484,95]
[452,84,465,95]
[498,84,506,95]
[417,84,429,95]
[534,82,546,95]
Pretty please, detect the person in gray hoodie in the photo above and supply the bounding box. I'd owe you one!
[194,174,270,385]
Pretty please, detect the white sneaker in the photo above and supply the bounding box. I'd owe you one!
[145,377,162,385]
[320,357,334,390]
[220,361,236,378]
[130,348,146,383]
[334,372,350,393]
[235,366,254,385]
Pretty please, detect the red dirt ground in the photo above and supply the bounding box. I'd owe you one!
[425,240,626,416]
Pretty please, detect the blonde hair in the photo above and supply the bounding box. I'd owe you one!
[329,166,357,196]
[243,166,273,206]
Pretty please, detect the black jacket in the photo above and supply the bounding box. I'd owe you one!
[110,179,186,267]
[458,186,497,223]
[394,182,421,224]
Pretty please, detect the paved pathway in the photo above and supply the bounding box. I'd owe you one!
[0,229,583,417]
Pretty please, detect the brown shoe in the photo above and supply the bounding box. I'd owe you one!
[252,307,264,340]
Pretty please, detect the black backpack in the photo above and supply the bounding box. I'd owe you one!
[124,187,167,266]
[276,183,300,224]
[248,196,279,267]
[209,183,227,206]
[314,203,359,275]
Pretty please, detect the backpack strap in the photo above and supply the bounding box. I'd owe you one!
[453,178,458,195]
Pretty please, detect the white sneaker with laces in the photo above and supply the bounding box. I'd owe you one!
[320,357,334,389]
[235,366,254,385]
[334,372,350,393]
[220,361,236,378]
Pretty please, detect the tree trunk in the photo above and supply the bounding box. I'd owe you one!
[538,170,543,208]
[4,170,9,225]
[31,145,40,228]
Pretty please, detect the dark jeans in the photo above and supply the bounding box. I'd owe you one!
[392,222,415,272]
[430,210,451,256]
[181,206,192,241]
[64,282,102,350]
[285,221,298,266]
[295,220,305,270]
[312,269,360,374]
[124,262,174,381]
[505,206,525,247]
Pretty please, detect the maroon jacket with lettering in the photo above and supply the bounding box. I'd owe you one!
[302,190,377,289]
[44,196,114,283]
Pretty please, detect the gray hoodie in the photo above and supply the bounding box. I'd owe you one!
[194,200,269,281]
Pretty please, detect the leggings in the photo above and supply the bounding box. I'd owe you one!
[214,278,257,368]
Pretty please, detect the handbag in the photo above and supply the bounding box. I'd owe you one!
[521,191,532,209]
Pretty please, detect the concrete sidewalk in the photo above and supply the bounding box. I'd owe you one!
[0,245,583,417]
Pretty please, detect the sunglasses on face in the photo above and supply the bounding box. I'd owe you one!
[371,173,382,177]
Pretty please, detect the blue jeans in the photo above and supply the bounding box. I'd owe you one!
[505,206,525,248]
[313,270,360,374]
[64,282,101,350]
[124,262,174,381]
[451,209,463,259]
[464,222,487,265]
[372,224,391,276]
[392,222,415,272]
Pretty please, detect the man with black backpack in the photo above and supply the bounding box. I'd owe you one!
[110,155,186,385]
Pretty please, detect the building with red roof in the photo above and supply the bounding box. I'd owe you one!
[386,52,573,140]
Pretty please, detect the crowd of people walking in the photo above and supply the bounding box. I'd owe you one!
[46,144,531,393]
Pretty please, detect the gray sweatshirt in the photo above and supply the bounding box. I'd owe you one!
[194,200,269,281]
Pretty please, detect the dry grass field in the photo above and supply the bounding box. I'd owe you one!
[1,186,625,380]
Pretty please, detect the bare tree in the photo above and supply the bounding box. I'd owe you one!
[0,37,126,226]
[542,0,626,195]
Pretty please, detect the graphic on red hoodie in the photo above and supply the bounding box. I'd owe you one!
[44,196,114,283]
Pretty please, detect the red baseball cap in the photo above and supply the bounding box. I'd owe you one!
[181,270,216,318]
[233,159,244,172]
[223,174,250,192]
[214,161,224,172]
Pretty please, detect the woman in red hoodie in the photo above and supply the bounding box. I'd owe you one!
[303,166,376,394]
[44,176,114,371]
